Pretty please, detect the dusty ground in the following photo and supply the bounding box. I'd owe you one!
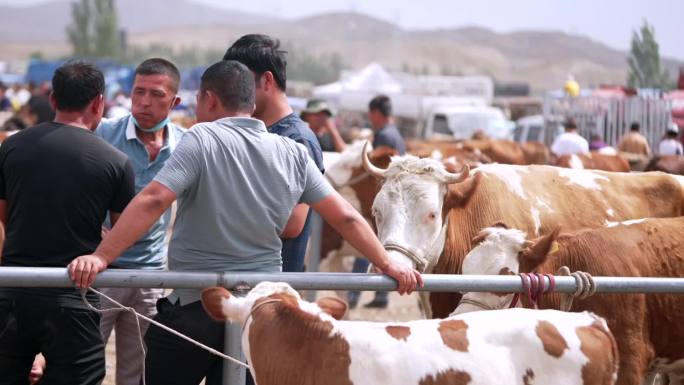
[102,290,422,385]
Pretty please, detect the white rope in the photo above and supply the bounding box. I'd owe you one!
[80,287,252,379]
[556,266,597,311]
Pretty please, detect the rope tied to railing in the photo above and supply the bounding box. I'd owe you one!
[80,287,252,385]
[507,268,596,310]
[556,266,597,311]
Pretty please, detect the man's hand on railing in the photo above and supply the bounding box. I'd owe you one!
[67,254,108,288]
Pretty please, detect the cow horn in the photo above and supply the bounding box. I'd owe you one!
[443,164,470,184]
[362,141,388,178]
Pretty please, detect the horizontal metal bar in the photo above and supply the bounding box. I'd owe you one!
[1,267,684,294]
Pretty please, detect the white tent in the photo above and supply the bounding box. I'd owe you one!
[312,63,402,107]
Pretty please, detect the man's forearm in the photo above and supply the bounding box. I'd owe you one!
[95,192,170,264]
[326,208,389,270]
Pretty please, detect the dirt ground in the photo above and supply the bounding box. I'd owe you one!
[102,290,423,385]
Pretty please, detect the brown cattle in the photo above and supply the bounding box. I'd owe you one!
[520,141,551,164]
[454,218,684,385]
[555,152,631,172]
[645,155,684,175]
[364,151,684,319]
[463,139,550,165]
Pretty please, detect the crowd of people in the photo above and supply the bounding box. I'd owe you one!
[0,34,422,385]
[550,119,682,158]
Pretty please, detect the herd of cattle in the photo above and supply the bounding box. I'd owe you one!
[201,138,684,384]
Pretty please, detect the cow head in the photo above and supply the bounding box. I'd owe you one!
[451,225,560,315]
[363,141,470,272]
[200,282,347,324]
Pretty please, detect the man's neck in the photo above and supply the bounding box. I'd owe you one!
[136,126,165,144]
[53,111,92,131]
[255,92,293,127]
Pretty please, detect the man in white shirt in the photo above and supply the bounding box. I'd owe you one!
[658,124,683,156]
[551,120,589,156]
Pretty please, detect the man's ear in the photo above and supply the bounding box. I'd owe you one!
[48,92,58,111]
[172,95,181,109]
[261,71,275,92]
[518,226,561,272]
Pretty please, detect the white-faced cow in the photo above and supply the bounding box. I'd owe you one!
[452,218,684,385]
[363,143,684,318]
[201,282,618,385]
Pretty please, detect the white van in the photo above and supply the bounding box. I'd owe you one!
[423,105,515,140]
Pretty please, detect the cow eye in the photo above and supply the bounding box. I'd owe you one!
[428,212,437,220]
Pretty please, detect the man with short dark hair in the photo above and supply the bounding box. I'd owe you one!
[0,62,135,385]
[69,60,422,385]
[95,57,185,385]
[223,34,324,274]
[368,94,406,155]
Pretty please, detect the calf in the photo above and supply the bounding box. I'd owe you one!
[452,218,684,385]
[202,282,618,385]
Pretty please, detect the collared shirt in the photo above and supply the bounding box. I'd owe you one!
[373,123,406,155]
[154,117,333,305]
[551,132,589,156]
[96,115,186,269]
[268,113,325,272]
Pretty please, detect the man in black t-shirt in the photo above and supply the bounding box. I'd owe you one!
[0,62,135,385]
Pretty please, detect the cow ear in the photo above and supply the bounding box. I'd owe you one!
[370,147,397,169]
[316,296,348,320]
[201,287,231,322]
[518,226,561,271]
[443,172,481,211]
[471,229,490,248]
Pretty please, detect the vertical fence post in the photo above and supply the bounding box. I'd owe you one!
[223,322,245,385]
[304,212,323,302]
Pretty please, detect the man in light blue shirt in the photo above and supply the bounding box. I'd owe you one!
[69,61,422,385]
[96,58,185,385]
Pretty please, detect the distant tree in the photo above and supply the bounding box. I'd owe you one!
[66,0,92,56]
[93,0,120,58]
[29,51,45,60]
[627,21,670,89]
[66,0,121,58]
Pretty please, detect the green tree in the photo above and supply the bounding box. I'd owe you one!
[66,0,92,56]
[66,0,120,58]
[627,21,670,89]
[93,0,120,58]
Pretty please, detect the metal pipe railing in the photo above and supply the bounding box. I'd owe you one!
[2,267,684,293]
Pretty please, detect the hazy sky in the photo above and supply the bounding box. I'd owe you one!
[2,0,682,59]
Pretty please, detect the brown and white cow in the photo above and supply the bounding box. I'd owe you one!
[555,152,631,172]
[363,144,684,318]
[201,282,618,385]
[452,218,684,385]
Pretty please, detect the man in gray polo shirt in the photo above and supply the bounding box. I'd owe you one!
[69,60,422,385]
